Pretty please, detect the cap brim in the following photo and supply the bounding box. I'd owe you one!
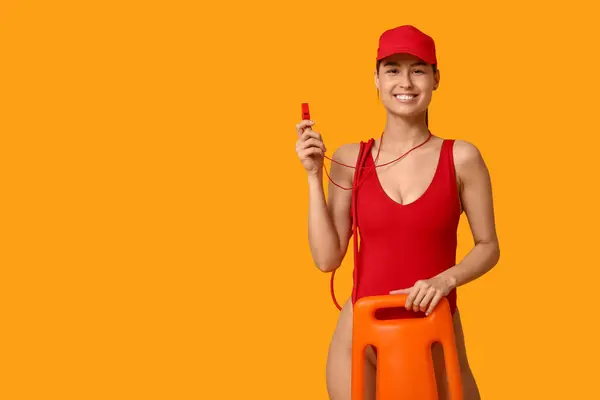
[377,47,436,65]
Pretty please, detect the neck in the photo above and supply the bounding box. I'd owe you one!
[379,111,431,153]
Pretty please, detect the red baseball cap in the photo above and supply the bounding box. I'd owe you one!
[376,25,437,65]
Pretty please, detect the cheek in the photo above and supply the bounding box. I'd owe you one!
[378,79,394,92]
[418,77,436,92]
[419,91,433,102]
[415,79,432,90]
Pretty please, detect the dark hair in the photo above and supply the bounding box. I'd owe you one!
[375,59,437,127]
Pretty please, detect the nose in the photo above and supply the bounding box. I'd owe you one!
[397,70,413,89]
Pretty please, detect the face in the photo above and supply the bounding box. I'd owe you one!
[375,53,440,118]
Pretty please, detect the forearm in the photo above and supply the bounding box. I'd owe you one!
[307,172,343,272]
[441,240,500,288]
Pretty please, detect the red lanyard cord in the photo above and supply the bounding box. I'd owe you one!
[323,130,433,310]
[322,130,432,190]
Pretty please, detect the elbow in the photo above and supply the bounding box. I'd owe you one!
[315,255,342,273]
[490,240,501,266]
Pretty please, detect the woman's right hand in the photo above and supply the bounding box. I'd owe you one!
[295,120,327,175]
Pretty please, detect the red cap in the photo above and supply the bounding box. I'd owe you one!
[376,25,437,65]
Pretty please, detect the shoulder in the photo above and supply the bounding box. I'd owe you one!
[450,139,489,186]
[331,142,362,165]
[451,139,485,169]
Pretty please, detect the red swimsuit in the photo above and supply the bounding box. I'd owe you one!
[345,137,461,319]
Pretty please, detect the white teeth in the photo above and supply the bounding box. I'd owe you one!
[395,94,416,100]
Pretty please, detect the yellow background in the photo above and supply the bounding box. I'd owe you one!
[1,1,599,398]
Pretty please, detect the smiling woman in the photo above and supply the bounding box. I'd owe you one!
[294,25,499,400]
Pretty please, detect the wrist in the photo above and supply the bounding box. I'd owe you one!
[307,169,323,183]
[447,274,458,290]
[439,270,458,290]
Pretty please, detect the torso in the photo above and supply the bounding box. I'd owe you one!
[369,136,463,213]
[348,134,464,318]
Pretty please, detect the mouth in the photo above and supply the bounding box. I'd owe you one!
[393,94,418,102]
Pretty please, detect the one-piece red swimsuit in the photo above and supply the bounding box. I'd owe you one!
[349,138,461,319]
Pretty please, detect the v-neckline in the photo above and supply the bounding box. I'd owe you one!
[370,139,445,207]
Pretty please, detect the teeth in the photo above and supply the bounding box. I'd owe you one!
[395,94,416,100]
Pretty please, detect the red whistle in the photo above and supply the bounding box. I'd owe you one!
[301,103,310,121]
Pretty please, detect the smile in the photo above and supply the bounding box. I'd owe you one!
[394,94,418,102]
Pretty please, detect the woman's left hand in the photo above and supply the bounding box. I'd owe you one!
[389,274,457,315]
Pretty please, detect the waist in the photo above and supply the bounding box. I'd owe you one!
[358,235,457,263]
[355,241,457,297]
[356,254,456,286]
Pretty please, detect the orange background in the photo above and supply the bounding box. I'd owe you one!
[1,1,599,399]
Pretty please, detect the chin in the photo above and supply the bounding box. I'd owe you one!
[385,104,426,119]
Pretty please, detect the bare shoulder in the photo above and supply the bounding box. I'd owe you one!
[331,142,361,164]
[452,139,489,185]
[452,139,489,195]
[452,139,485,167]
[328,142,362,186]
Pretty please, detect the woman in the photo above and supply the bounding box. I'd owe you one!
[295,25,500,399]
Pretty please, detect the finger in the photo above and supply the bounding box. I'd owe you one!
[405,280,425,310]
[389,288,411,295]
[299,147,323,159]
[426,292,444,316]
[296,120,315,135]
[295,120,314,131]
[413,297,422,312]
[296,141,325,157]
[405,287,422,310]
[301,130,322,142]
[412,285,431,312]
[419,288,436,312]
[299,138,326,152]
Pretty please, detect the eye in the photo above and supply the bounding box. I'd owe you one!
[386,68,398,74]
[413,69,425,74]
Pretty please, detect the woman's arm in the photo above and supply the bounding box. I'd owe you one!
[307,143,359,272]
[390,140,500,314]
[439,140,500,287]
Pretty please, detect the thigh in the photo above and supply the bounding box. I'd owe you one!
[326,298,377,400]
[452,309,481,399]
[432,308,481,400]
[452,309,471,371]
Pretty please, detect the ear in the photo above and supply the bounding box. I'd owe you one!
[374,70,380,91]
[433,69,441,90]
